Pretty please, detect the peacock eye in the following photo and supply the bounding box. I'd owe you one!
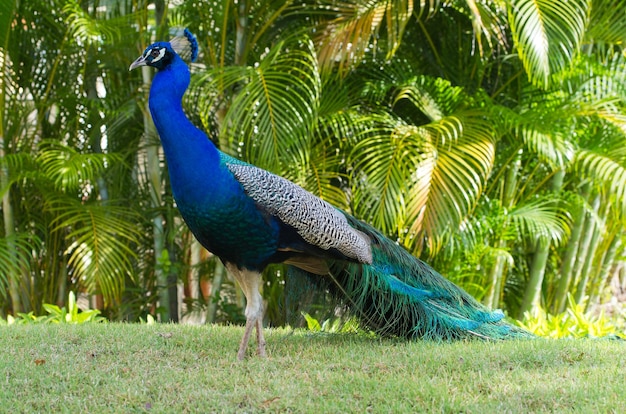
[150,49,161,58]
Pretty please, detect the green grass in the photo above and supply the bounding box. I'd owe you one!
[0,324,624,413]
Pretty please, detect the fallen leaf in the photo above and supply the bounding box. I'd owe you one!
[261,397,280,408]
[34,359,46,366]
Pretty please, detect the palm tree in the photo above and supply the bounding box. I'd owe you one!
[0,0,149,315]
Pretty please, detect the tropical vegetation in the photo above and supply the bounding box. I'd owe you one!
[0,0,624,333]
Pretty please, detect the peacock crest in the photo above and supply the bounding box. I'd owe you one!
[170,28,198,63]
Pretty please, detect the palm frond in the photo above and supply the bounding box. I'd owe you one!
[582,102,626,137]
[299,138,349,210]
[409,111,496,252]
[509,197,569,245]
[389,75,467,122]
[214,37,321,171]
[351,108,495,254]
[0,0,15,49]
[62,2,120,44]
[393,82,447,121]
[567,51,626,102]
[36,140,120,193]
[566,52,626,135]
[315,0,413,73]
[317,105,371,146]
[0,233,40,298]
[445,0,508,56]
[507,0,589,87]
[0,153,40,199]
[415,0,440,19]
[351,120,425,236]
[575,149,626,217]
[519,127,574,169]
[348,74,496,253]
[585,0,626,45]
[181,0,294,68]
[49,199,143,306]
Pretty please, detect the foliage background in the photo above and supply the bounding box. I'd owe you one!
[0,0,624,330]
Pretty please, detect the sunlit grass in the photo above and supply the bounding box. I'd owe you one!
[1,324,624,412]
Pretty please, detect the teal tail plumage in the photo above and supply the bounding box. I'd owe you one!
[291,215,533,340]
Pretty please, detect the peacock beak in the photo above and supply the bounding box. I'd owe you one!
[129,55,148,71]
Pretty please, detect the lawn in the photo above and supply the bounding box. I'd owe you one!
[0,324,624,413]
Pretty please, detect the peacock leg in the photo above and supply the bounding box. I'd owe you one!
[226,263,265,360]
[237,318,255,360]
[256,318,266,357]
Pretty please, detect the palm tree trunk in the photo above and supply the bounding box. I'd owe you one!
[206,260,225,324]
[186,237,205,323]
[574,196,604,305]
[235,0,249,66]
[484,149,522,309]
[568,193,600,305]
[552,181,590,313]
[0,3,24,313]
[518,170,565,317]
[484,239,507,309]
[588,235,621,307]
[518,239,550,317]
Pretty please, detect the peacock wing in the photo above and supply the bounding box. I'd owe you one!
[226,162,372,264]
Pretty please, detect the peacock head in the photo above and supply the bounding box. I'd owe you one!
[129,28,198,71]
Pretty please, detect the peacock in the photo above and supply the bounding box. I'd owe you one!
[130,29,532,360]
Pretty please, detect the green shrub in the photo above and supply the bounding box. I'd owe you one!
[518,294,625,339]
[301,312,365,334]
[2,292,105,325]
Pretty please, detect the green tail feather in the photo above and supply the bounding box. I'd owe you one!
[288,216,533,340]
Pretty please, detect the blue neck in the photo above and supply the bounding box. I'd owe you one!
[148,56,221,205]
[147,55,284,268]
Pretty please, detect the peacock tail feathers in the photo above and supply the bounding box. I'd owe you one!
[290,214,534,341]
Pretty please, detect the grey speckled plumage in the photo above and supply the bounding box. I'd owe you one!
[227,163,373,264]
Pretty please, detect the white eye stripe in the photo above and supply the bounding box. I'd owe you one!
[151,48,166,63]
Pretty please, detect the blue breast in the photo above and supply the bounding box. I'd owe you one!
[175,165,281,270]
